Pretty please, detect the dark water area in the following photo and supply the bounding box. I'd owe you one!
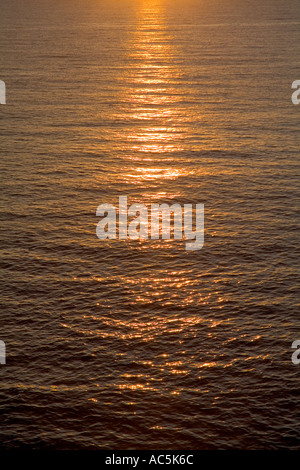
[0,0,299,449]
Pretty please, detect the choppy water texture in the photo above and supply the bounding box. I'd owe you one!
[0,0,300,449]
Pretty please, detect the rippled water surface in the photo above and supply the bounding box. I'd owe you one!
[0,0,300,449]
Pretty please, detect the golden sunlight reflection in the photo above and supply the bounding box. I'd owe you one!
[115,0,190,162]
[127,167,185,180]
[77,1,232,402]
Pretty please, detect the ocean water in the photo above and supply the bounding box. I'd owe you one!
[0,0,299,449]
